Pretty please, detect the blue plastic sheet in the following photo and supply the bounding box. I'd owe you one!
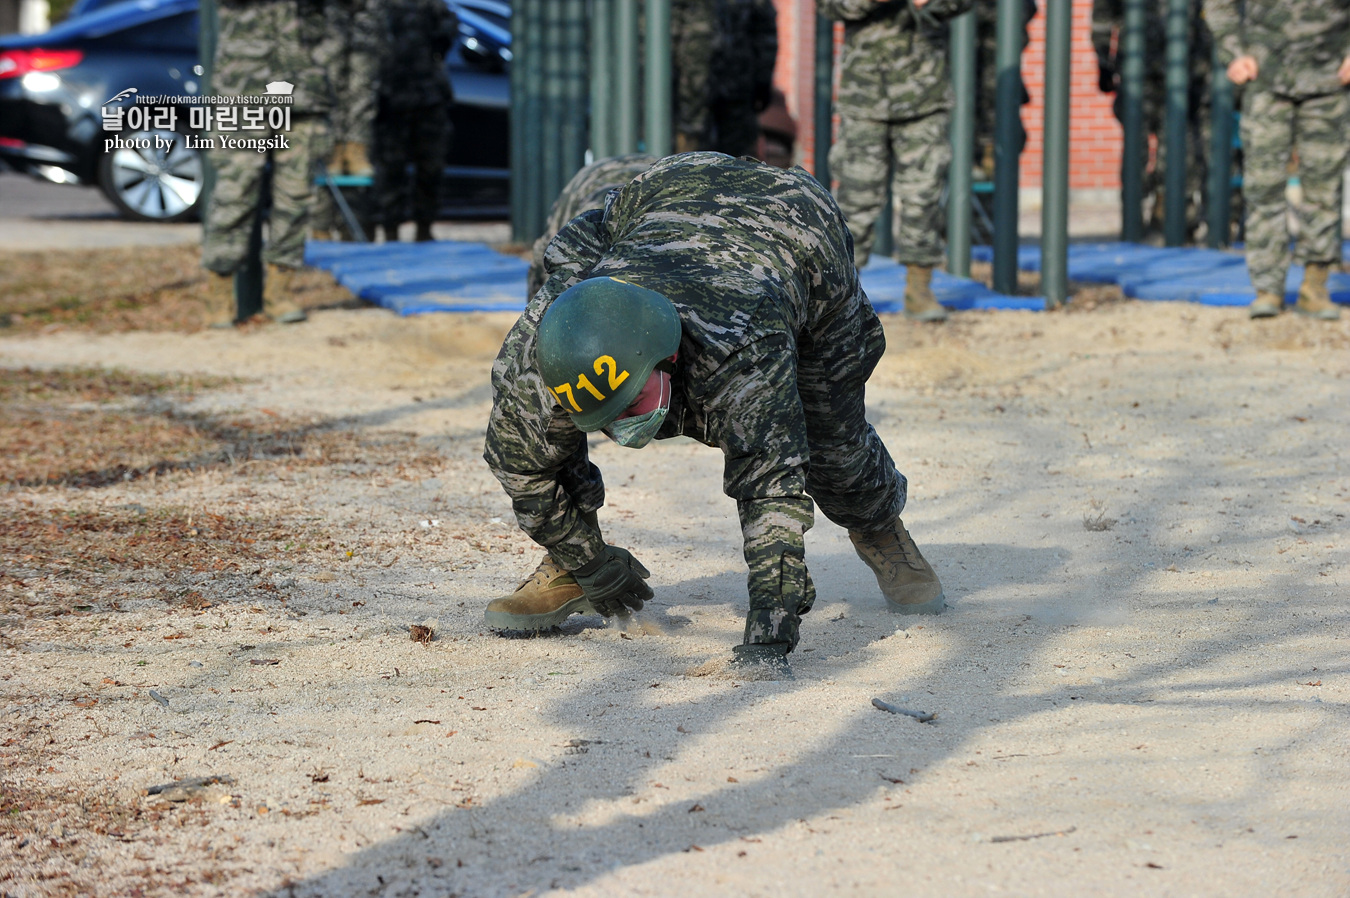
[306,240,1044,315]
[970,241,1350,306]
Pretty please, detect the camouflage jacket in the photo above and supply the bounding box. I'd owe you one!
[376,0,458,109]
[710,0,778,104]
[214,0,334,115]
[1204,0,1350,98]
[485,153,863,573]
[819,0,975,122]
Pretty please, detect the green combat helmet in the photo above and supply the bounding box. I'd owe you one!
[536,277,682,432]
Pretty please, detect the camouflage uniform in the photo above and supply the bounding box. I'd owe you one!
[201,0,334,273]
[708,0,778,158]
[1092,0,1213,238]
[371,0,458,234]
[311,0,381,236]
[973,0,1036,174]
[821,0,975,268]
[485,153,910,651]
[1205,0,1350,296]
[672,0,716,151]
[526,154,658,298]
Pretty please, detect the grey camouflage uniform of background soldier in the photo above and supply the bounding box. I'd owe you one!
[1092,0,1213,240]
[370,0,458,242]
[1205,0,1350,320]
[707,0,778,157]
[311,0,380,239]
[670,0,777,158]
[974,0,1036,179]
[821,0,974,323]
[200,0,334,325]
[671,0,715,153]
[525,154,658,298]
[483,152,944,666]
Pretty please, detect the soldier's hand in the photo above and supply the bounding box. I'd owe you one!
[1097,62,1116,94]
[1339,56,1350,86]
[1227,55,1258,86]
[573,546,652,617]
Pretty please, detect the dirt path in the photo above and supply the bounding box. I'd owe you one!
[1,299,1347,897]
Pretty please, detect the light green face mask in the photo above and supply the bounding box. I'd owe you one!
[602,406,668,449]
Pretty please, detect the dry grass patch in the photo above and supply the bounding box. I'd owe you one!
[0,245,355,333]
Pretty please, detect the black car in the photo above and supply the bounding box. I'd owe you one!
[0,0,510,221]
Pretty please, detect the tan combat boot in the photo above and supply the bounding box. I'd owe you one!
[674,132,700,154]
[202,272,237,329]
[342,142,374,178]
[1248,290,1283,319]
[1294,263,1341,320]
[848,517,945,615]
[484,510,602,630]
[483,555,593,630]
[264,263,308,324]
[903,265,948,322]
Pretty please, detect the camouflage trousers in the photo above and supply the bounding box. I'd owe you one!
[831,110,951,268]
[201,115,330,273]
[372,102,449,229]
[737,293,907,649]
[1241,89,1349,296]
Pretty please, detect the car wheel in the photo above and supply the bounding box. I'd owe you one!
[97,128,203,222]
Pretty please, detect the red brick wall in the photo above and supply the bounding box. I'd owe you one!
[775,0,1123,194]
[1020,0,1120,192]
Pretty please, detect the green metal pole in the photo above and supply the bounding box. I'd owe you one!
[992,0,1022,294]
[616,0,641,153]
[1205,41,1234,248]
[524,0,547,240]
[510,0,530,240]
[948,10,976,278]
[563,0,588,177]
[644,0,672,156]
[1041,0,1071,308]
[1162,0,1188,246]
[875,186,894,259]
[590,0,614,158]
[813,14,833,184]
[542,0,563,210]
[1120,0,1145,242]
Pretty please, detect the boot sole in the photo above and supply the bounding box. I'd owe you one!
[1249,306,1281,319]
[484,595,596,631]
[885,591,946,615]
[1293,307,1341,321]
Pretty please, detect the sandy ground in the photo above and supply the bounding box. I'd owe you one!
[1,292,1349,898]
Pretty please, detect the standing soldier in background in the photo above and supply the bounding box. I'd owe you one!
[201,0,334,325]
[370,0,458,242]
[974,0,1036,180]
[708,0,778,158]
[671,0,715,153]
[312,0,380,240]
[821,0,974,323]
[1205,0,1350,320]
[1092,0,1213,242]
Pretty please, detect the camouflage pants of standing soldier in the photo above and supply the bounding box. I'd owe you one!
[202,115,331,273]
[372,102,449,231]
[1241,89,1350,297]
[830,110,951,268]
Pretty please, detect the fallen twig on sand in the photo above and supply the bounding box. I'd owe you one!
[871,697,937,723]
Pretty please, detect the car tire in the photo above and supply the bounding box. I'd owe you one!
[97,127,203,222]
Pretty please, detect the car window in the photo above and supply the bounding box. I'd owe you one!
[112,11,198,51]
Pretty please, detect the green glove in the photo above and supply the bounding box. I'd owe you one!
[573,546,653,616]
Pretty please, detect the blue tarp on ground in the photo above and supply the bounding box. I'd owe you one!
[969,241,1350,306]
[306,240,1044,314]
